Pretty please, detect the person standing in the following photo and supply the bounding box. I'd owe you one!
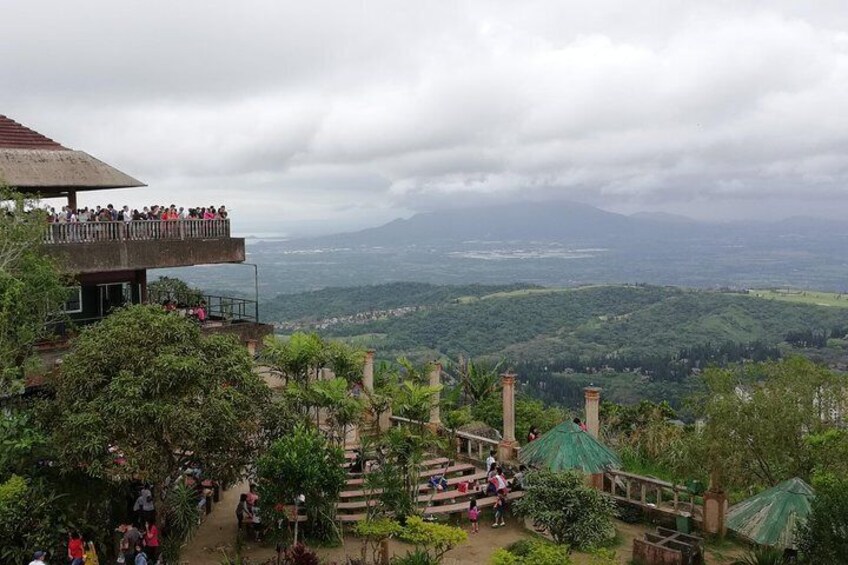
[144,521,160,564]
[68,531,85,565]
[29,550,47,565]
[492,489,507,528]
[134,543,148,565]
[468,499,480,534]
[236,493,251,533]
[134,487,156,525]
[485,449,496,472]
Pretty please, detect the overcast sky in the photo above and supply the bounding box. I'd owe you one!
[2,1,848,235]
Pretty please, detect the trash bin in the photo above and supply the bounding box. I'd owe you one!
[676,512,692,534]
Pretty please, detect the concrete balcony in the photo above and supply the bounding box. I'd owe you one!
[42,219,244,273]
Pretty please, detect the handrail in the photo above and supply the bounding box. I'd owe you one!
[389,416,502,462]
[43,219,231,244]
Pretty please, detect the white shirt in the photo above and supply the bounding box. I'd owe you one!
[486,455,496,470]
[29,560,47,565]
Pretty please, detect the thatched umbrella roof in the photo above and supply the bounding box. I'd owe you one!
[727,477,814,550]
[519,421,620,474]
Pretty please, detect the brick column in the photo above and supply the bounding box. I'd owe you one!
[428,362,442,431]
[498,372,519,461]
[584,386,601,439]
[363,350,375,393]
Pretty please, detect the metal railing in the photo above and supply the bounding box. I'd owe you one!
[43,219,231,244]
[148,289,258,323]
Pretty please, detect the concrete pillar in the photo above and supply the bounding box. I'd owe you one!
[584,386,601,439]
[378,405,392,433]
[67,190,77,210]
[703,489,728,536]
[498,372,519,461]
[428,362,442,430]
[363,350,375,392]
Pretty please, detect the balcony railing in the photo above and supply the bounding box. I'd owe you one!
[148,289,259,324]
[43,219,231,244]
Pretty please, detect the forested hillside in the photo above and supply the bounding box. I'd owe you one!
[267,283,848,410]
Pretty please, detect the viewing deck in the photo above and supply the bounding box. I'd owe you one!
[42,219,244,273]
[43,219,231,244]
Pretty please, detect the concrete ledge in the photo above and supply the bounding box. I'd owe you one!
[44,237,245,273]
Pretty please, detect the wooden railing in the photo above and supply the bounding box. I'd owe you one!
[43,219,231,244]
[602,469,703,520]
[389,415,500,463]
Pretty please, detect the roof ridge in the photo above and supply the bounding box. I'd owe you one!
[0,115,67,150]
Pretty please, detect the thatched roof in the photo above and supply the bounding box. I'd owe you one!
[519,421,620,474]
[727,477,814,550]
[0,115,144,194]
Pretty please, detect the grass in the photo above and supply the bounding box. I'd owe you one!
[745,289,848,308]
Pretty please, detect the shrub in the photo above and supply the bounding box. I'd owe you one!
[490,539,571,565]
[797,473,848,565]
[391,549,438,565]
[285,543,320,565]
[397,516,467,562]
[513,470,616,549]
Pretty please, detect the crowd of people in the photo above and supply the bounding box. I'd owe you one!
[45,204,229,223]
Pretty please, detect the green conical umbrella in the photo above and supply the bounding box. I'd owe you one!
[519,421,620,474]
[727,477,814,549]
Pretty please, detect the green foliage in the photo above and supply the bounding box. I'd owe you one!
[392,549,438,565]
[166,481,201,541]
[256,424,346,541]
[0,411,48,475]
[491,539,572,565]
[471,394,567,438]
[0,188,68,394]
[587,546,618,565]
[0,475,64,564]
[50,305,269,488]
[730,546,790,565]
[147,275,204,305]
[797,473,848,565]
[397,516,467,562]
[513,470,617,549]
[355,518,403,565]
[691,357,847,490]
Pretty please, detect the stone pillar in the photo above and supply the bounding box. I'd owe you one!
[428,362,442,431]
[67,190,77,210]
[584,386,601,439]
[703,489,728,536]
[498,372,519,461]
[363,350,375,393]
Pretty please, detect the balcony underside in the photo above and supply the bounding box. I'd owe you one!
[44,237,245,273]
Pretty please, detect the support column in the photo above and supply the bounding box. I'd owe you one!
[584,386,601,439]
[498,372,518,461]
[428,362,442,432]
[363,350,375,393]
[67,190,77,210]
[703,489,728,537]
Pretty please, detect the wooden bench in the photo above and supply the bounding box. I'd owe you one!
[421,491,525,516]
[346,457,450,478]
[345,460,464,487]
[341,470,486,499]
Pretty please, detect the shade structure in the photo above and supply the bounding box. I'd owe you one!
[726,477,814,550]
[519,421,620,474]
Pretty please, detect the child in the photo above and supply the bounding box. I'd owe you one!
[492,489,507,528]
[468,499,480,533]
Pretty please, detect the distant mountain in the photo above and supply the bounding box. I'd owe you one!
[280,201,706,248]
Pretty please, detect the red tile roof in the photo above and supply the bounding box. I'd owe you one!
[0,115,67,150]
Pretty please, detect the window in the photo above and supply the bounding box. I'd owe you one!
[61,287,83,314]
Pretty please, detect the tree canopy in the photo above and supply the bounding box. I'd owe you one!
[49,305,269,488]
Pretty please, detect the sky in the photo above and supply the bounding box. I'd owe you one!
[2,1,848,236]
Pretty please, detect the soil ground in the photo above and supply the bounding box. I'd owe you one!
[181,482,746,564]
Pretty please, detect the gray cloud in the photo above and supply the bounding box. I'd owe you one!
[3,1,848,234]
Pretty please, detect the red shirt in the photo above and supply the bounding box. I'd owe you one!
[145,525,160,547]
[69,538,84,558]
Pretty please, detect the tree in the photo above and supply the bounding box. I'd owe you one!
[48,306,269,544]
[146,275,204,305]
[397,516,467,563]
[513,470,617,549]
[691,357,846,490]
[0,188,68,394]
[448,357,502,404]
[256,424,346,541]
[798,473,848,565]
[0,474,65,564]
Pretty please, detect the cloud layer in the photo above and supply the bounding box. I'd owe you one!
[3,1,848,234]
